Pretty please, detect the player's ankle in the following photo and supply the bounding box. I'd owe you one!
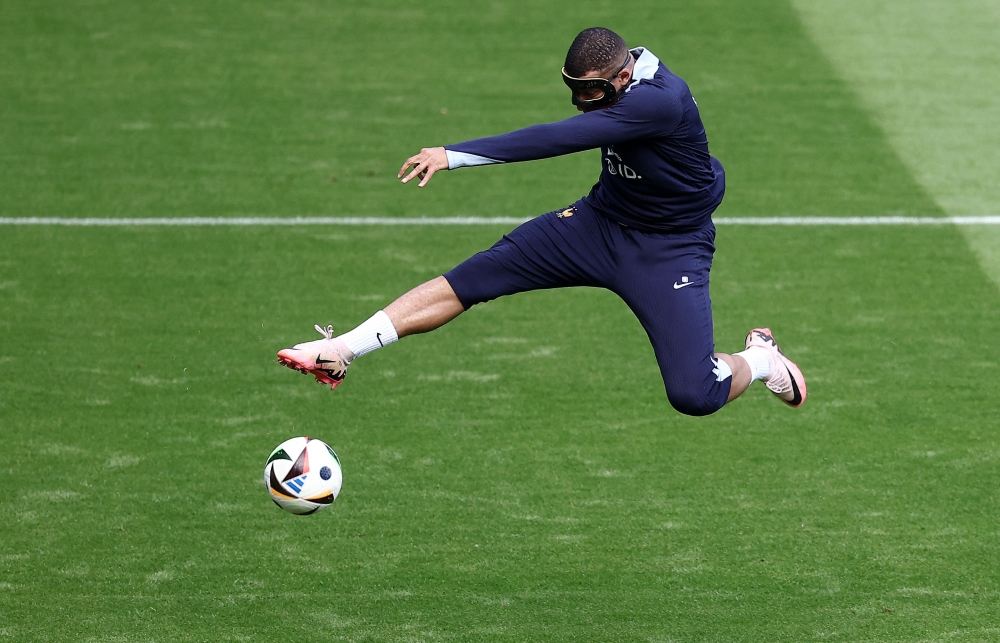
[338,310,399,360]
[734,346,772,382]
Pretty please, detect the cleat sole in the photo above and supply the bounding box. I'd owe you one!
[277,350,343,390]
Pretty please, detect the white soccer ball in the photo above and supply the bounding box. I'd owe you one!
[264,436,343,515]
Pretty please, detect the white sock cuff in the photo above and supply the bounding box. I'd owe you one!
[339,310,399,359]
[735,347,772,382]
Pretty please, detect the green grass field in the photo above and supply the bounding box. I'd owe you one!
[2,1,999,641]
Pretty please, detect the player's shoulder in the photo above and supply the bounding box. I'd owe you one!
[616,52,690,123]
[627,48,691,98]
[625,47,691,109]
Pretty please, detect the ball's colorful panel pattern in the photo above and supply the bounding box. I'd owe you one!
[264,436,342,515]
[265,448,292,465]
[267,466,297,500]
[282,445,310,483]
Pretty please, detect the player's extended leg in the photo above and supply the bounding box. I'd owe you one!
[276,276,463,388]
[277,205,611,389]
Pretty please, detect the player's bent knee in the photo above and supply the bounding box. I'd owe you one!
[665,388,725,417]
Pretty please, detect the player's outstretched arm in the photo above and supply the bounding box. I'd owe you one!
[398,147,449,188]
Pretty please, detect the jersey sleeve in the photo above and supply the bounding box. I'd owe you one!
[445,85,685,169]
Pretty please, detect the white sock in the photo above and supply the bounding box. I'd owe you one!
[735,346,772,382]
[338,310,398,360]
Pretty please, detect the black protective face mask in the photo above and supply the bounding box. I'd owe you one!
[561,51,632,109]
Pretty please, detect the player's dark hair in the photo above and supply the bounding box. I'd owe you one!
[564,27,629,77]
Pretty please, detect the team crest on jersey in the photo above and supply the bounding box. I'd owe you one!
[558,207,575,218]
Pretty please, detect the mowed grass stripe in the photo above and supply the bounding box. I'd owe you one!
[793,0,1000,293]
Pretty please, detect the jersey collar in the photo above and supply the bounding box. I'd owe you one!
[625,47,660,93]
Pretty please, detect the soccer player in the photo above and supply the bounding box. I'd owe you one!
[278,27,806,415]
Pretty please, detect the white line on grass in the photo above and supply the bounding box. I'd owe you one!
[0,216,529,226]
[719,216,1000,225]
[1,216,1000,226]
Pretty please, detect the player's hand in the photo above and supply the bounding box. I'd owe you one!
[399,147,448,188]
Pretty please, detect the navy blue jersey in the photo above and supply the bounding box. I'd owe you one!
[445,48,725,232]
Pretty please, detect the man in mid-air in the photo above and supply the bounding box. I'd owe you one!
[278,27,806,415]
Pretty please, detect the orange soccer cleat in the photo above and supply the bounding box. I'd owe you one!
[277,325,353,390]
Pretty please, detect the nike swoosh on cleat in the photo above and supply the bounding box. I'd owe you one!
[786,368,803,406]
[755,330,775,344]
[315,355,345,381]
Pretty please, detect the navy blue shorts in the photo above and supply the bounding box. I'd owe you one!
[443,202,732,416]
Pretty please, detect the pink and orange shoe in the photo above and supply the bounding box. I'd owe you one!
[745,328,807,407]
[277,325,353,390]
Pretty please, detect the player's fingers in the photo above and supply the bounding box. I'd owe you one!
[401,161,427,184]
[398,155,420,178]
[417,164,438,187]
[399,162,419,183]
